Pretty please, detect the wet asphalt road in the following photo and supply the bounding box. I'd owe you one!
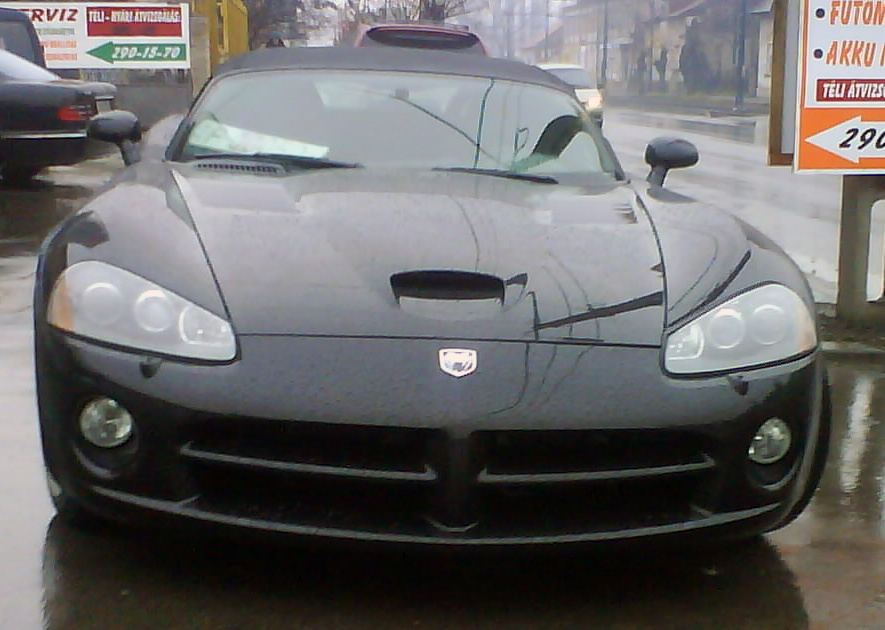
[2,117,885,629]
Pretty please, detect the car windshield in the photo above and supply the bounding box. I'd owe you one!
[175,69,619,181]
[546,68,596,89]
[0,48,57,81]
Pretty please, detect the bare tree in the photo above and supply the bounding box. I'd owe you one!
[244,0,338,47]
[417,0,471,22]
[362,0,472,23]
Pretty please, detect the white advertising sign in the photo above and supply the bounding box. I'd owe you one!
[795,0,885,172]
[0,2,190,69]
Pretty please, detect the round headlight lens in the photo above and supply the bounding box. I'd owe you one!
[707,308,745,350]
[79,398,134,448]
[748,418,792,465]
[134,290,175,333]
[81,282,124,326]
[749,304,789,346]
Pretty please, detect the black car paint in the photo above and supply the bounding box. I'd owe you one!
[36,159,807,344]
[34,49,829,546]
[0,51,115,177]
[35,323,825,544]
[35,161,827,545]
[175,168,665,344]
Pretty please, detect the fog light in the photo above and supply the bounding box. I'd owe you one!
[79,398,134,448]
[749,418,792,464]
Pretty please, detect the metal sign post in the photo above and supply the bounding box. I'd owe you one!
[769,0,800,165]
[837,175,885,320]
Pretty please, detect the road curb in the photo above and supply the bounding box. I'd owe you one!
[821,341,885,358]
[605,95,769,118]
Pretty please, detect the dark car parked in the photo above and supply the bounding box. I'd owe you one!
[0,7,45,67]
[0,49,115,184]
[36,47,830,547]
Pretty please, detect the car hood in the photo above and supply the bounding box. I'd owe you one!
[175,167,668,345]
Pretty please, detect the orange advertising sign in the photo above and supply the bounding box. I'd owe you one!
[795,1,885,172]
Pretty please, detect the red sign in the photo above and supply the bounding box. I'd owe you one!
[816,79,885,102]
[86,5,182,37]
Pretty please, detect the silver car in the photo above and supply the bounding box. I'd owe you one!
[538,63,604,127]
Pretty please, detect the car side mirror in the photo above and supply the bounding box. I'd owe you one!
[645,137,698,187]
[87,110,142,166]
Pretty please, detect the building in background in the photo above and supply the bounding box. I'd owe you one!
[554,0,773,97]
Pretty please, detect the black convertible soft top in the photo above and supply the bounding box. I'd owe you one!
[214,46,574,94]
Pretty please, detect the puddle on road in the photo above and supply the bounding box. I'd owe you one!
[768,358,885,628]
[0,161,113,630]
[767,358,885,543]
[38,522,811,630]
[820,359,885,531]
[0,181,92,257]
[0,154,115,259]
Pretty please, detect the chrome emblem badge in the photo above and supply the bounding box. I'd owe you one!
[438,349,477,378]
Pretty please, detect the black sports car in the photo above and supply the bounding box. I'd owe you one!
[0,49,115,185]
[35,47,830,547]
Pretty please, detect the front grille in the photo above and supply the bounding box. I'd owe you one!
[477,430,715,483]
[473,430,716,536]
[181,417,442,534]
[183,416,439,481]
[178,418,721,540]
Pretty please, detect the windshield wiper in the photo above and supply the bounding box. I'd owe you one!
[190,153,362,170]
[433,167,558,184]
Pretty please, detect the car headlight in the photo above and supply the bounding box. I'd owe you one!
[585,93,603,110]
[47,260,236,361]
[664,284,816,374]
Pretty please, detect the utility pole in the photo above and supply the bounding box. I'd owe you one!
[600,0,608,87]
[735,0,748,110]
[506,0,513,58]
[647,0,657,90]
[544,0,550,61]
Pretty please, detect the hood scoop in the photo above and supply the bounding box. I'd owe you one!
[391,270,508,321]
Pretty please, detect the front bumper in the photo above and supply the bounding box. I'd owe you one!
[37,333,828,546]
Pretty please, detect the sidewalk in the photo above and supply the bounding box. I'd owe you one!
[605,90,770,118]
